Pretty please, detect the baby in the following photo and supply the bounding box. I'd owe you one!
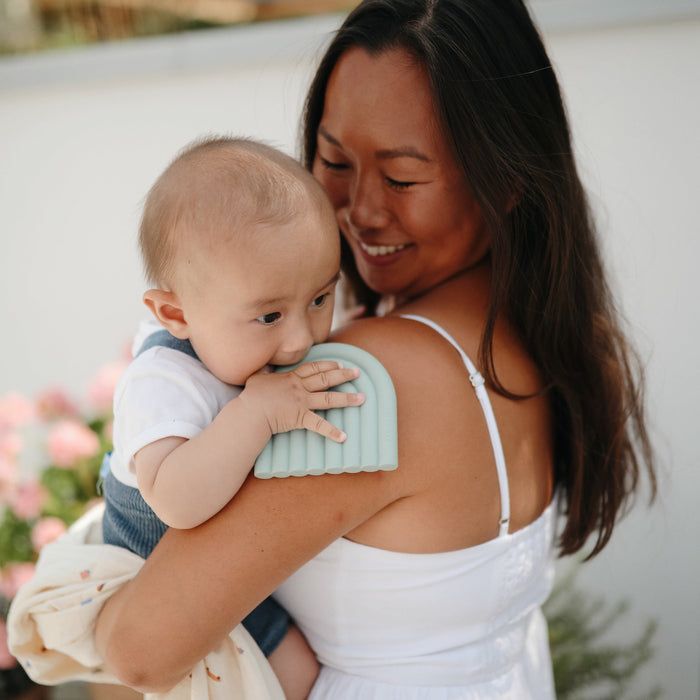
[101,136,364,699]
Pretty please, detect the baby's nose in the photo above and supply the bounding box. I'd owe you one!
[278,322,314,364]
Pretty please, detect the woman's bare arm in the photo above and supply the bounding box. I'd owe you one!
[96,463,401,692]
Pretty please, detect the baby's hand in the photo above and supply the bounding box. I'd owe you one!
[241,361,365,442]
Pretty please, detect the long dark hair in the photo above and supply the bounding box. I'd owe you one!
[302,0,656,557]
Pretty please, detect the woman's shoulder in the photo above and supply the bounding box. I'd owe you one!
[331,314,467,375]
[330,313,487,458]
[332,307,554,541]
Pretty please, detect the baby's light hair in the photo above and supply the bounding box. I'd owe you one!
[139,135,332,288]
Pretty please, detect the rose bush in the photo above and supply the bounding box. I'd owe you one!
[0,358,129,682]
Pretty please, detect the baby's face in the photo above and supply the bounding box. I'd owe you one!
[176,205,340,386]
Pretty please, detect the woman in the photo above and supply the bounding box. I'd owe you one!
[95,0,656,696]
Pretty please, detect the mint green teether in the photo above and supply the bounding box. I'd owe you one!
[254,343,398,478]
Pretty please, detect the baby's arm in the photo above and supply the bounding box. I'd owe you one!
[136,361,364,529]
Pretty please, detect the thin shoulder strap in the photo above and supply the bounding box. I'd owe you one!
[400,314,511,536]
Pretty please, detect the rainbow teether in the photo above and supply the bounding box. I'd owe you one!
[254,343,398,478]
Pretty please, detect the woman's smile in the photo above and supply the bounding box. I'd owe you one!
[358,240,410,256]
[357,239,412,263]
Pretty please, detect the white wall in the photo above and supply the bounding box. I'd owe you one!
[0,16,331,398]
[1,10,699,699]
[541,18,700,699]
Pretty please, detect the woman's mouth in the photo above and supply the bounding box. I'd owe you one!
[359,241,410,257]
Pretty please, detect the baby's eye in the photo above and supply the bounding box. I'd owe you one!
[257,312,281,325]
[311,293,330,308]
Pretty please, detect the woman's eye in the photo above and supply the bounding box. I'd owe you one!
[320,157,348,171]
[257,312,281,325]
[311,293,330,308]
[386,177,414,191]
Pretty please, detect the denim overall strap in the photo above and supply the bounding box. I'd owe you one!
[136,329,199,361]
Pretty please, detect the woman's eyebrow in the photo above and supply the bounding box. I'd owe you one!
[376,146,431,162]
[318,126,342,148]
[318,126,432,162]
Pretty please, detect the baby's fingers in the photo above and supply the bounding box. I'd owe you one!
[297,365,361,392]
[307,389,365,413]
[302,411,349,443]
[293,360,344,378]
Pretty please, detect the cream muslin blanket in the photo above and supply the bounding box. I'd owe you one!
[7,504,284,700]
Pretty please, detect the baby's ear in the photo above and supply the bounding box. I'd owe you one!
[143,289,189,339]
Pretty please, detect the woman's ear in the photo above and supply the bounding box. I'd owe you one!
[143,289,189,339]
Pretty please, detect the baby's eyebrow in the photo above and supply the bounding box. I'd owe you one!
[246,294,287,310]
[247,272,340,311]
[321,271,342,290]
[309,272,341,300]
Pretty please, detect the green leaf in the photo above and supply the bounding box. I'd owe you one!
[0,509,34,567]
[39,467,87,525]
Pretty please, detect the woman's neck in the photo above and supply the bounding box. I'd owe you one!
[389,254,492,317]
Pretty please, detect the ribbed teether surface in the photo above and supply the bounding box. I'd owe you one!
[254,343,398,478]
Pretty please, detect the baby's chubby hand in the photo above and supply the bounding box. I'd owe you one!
[239,361,365,442]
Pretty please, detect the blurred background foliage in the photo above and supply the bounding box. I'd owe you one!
[0,0,356,54]
[544,566,661,700]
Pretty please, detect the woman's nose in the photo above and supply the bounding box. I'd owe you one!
[347,174,388,230]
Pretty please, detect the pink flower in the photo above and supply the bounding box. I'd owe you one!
[31,517,67,552]
[0,619,17,670]
[0,434,22,499]
[0,432,23,460]
[0,455,19,501]
[0,393,36,432]
[36,387,79,421]
[47,420,100,468]
[0,435,22,501]
[86,361,128,415]
[0,562,36,600]
[10,478,46,519]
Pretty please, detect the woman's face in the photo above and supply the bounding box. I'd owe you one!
[313,46,490,301]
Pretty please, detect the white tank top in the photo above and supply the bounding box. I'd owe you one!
[274,315,557,698]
